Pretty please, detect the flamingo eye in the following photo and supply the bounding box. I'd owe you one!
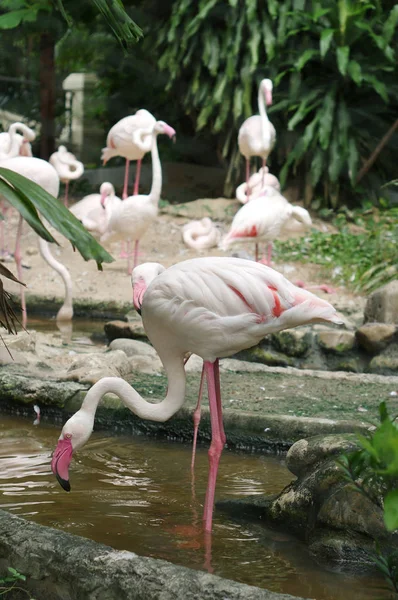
[65,433,72,439]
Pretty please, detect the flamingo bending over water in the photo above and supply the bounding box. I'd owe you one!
[238,79,276,196]
[101,109,156,199]
[51,256,341,532]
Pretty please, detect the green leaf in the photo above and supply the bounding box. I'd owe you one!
[383,5,398,45]
[0,9,31,28]
[319,90,336,149]
[0,168,113,269]
[295,48,318,71]
[347,138,359,184]
[347,60,362,84]
[336,46,350,76]
[362,74,389,102]
[384,490,398,531]
[320,28,334,57]
[0,177,56,243]
[91,0,143,47]
[310,148,324,187]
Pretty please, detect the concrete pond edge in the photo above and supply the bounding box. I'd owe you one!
[0,370,374,451]
[0,510,310,600]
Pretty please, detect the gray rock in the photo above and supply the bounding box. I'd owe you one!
[286,434,359,477]
[109,338,157,358]
[0,347,28,366]
[0,509,307,600]
[241,346,295,367]
[369,343,398,375]
[356,323,397,354]
[317,330,356,353]
[271,328,312,357]
[104,319,147,342]
[364,280,398,324]
[128,354,162,374]
[66,350,131,384]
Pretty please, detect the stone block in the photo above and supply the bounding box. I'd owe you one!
[271,328,312,357]
[364,280,398,324]
[317,330,356,353]
[356,323,396,354]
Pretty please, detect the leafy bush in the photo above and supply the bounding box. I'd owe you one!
[156,0,398,204]
[337,402,398,595]
[273,205,398,292]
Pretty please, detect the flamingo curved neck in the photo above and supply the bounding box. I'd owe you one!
[148,133,162,205]
[5,126,21,157]
[81,356,186,422]
[38,238,73,319]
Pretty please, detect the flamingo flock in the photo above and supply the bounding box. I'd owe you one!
[0,81,341,537]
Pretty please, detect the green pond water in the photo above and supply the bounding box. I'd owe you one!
[0,415,390,600]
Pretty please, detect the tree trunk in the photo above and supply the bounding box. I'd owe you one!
[39,33,55,160]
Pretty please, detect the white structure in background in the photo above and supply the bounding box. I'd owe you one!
[61,73,103,164]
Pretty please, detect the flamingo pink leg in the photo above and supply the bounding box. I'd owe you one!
[122,159,130,200]
[191,365,205,472]
[202,359,225,533]
[213,359,226,446]
[14,215,26,328]
[133,159,142,196]
[64,181,69,207]
[246,159,251,201]
[255,243,259,262]
[127,240,140,275]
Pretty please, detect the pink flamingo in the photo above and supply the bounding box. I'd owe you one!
[49,146,84,207]
[100,121,176,274]
[238,79,276,196]
[51,256,341,532]
[101,109,156,199]
[235,166,280,204]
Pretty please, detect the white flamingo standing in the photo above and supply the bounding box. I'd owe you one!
[70,182,121,239]
[238,79,276,195]
[0,157,60,327]
[49,146,84,207]
[0,122,36,254]
[51,256,341,533]
[235,166,280,204]
[182,218,221,250]
[221,187,312,264]
[101,109,156,199]
[100,121,176,273]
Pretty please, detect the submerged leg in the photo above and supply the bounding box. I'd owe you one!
[191,365,205,472]
[122,159,130,200]
[203,359,225,533]
[133,159,142,196]
[14,215,26,328]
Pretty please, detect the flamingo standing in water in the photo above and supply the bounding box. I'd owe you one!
[100,121,176,273]
[101,109,156,199]
[238,79,276,196]
[49,146,84,207]
[51,256,341,533]
[221,187,312,264]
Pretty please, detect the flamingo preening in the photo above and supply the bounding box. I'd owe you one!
[70,182,121,239]
[238,79,276,197]
[52,256,341,533]
[101,109,156,199]
[221,187,312,264]
[49,146,84,207]
[235,166,280,204]
[182,218,221,250]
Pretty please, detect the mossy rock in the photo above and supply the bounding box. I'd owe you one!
[242,346,295,367]
[270,329,312,358]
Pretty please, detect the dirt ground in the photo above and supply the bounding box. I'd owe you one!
[2,196,362,318]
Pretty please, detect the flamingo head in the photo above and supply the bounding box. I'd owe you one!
[261,78,273,106]
[132,262,166,314]
[51,409,94,491]
[154,121,176,142]
[99,182,114,208]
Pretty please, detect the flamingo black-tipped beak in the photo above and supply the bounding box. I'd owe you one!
[51,438,73,492]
